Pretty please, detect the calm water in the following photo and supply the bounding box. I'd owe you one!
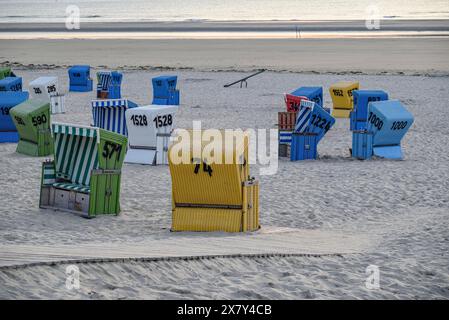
[1,0,449,23]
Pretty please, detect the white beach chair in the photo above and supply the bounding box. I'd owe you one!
[29,76,65,114]
[124,105,178,165]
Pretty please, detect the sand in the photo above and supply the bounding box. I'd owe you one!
[1,22,449,299]
[2,37,449,76]
[2,19,449,34]
[0,65,448,299]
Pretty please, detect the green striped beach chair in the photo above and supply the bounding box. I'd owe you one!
[39,123,128,218]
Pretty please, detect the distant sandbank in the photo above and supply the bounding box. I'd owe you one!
[1,19,448,33]
[1,20,449,40]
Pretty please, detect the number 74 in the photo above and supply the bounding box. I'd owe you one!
[192,158,213,177]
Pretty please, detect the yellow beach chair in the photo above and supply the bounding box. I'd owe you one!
[329,81,359,118]
[169,130,259,232]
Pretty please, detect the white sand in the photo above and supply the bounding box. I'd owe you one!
[0,227,371,268]
[0,68,448,299]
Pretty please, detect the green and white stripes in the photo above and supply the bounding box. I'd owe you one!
[43,166,56,185]
[52,123,98,140]
[52,182,90,194]
[53,123,99,186]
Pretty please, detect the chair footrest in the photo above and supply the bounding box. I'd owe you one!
[52,182,90,194]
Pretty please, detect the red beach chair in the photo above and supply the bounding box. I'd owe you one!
[284,94,308,112]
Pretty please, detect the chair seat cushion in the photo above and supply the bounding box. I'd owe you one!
[52,182,90,194]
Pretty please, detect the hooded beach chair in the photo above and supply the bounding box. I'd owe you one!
[330,81,359,118]
[287,100,336,160]
[284,94,308,112]
[0,77,22,92]
[352,100,413,160]
[152,75,180,105]
[39,123,128,217]
[125,105,178,165]
[350,90,388,131]
[91,99,138,136]
[169,130,259,232]
[68,65,93,92]
[29,76,65,114]
[0,91,29,143]
[96,71,123,99]
[0,67,16,80]
[10,99,53,156]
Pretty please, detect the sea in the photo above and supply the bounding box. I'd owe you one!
[1,0,449,23]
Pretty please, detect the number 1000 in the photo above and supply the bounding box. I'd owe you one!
[368,112,384,130]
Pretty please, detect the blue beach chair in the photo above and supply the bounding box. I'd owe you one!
[69,65,93,92]
[96,71,123,99]
[350,90,388,131]
[91,99,138,136]
[290,86,323,107]
[353,100,414,160]
[0,77,22,92]
[0,91,29,142]
[366,100,414,159]
[290,100,336,160]
[152,75,180,105]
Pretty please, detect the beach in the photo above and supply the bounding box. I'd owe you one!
[0,66,448,299]
[2,37,449,76]
[0,16,449,299]
[1,19,449,75]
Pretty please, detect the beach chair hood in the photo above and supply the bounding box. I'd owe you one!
[29,76,59,101]
[351,90,388,130]
[294,100,335,143]
[152,75,180,105]
[91,99,138,136]
[0,77,22,92]
[10,99,53,156]
[0,91,29,142]
[96,71,123,99]
[367,100,414,159]
[29,76,65,114]
[284,94,308,112]
[330,81,359,118]
[125,105,178,165]
[290,86,323,107]
[69,65,93,92]
[53,123,100,186]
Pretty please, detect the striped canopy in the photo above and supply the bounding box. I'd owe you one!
[97,71,122,90]
[294,104,312,133]
[52,123,99,186]
[97,72,112,91]
[91,99,137,136]
[294,100,335,142]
